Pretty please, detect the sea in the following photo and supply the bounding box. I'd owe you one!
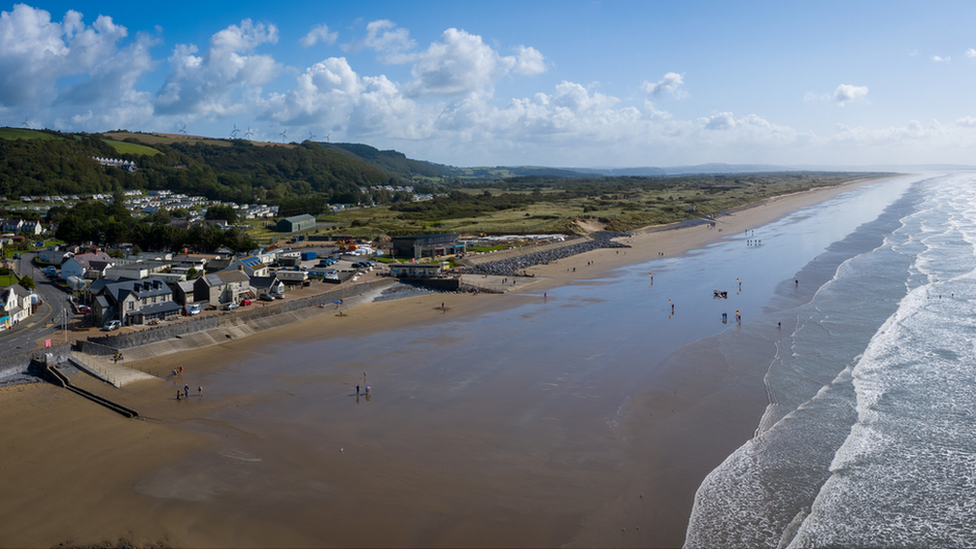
[107,172,970,546]
[685,172,976,548]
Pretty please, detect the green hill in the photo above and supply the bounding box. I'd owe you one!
[0,127,394,214]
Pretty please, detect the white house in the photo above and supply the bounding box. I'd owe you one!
[61,252,114,280]
[0,285,32,329]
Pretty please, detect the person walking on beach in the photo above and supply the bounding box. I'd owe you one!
[356,384,360,395]
[198,386,203,396]
[176,390,181,401]
[184,385,189,398]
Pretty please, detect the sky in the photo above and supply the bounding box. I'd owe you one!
[4,1,976,168]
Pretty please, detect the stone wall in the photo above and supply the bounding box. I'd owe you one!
[0,342,73,379]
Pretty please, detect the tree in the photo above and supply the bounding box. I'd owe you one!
[206,204,238,224]
[18,276,34,291]
[186,266,199,280]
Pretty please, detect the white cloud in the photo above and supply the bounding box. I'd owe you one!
[967,48,976,59]
[301,23,337,48]
[405,28,517,97]
[514,45,546,75]
[703,111,735,130]
[833,84,868,105]
[956,116,976,128]
[933,55,951,63]
[348,19,415,63]
[641,72,686,98]
[155,19,281,118]
[0,4,129,107]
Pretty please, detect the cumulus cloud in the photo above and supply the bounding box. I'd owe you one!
[833,84,868,105]
[301,23,337,47]
[967,48,976,59]
[703,111,735,130]
[514,45,546,75]
[641,72,686,98]
[0,4,129,106]
[405,28,517,97]
[344,19,416,63]
[155,19,281,118]
[956,116,976,128]
[933,55,951,62]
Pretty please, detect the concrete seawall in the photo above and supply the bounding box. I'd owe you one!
[76,279,395,363]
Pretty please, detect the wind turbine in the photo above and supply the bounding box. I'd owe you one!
[179,123,187,136]
[325,131,332,143]
[230,124,239,139]
[279,129,288,143]
[21,117,31,129]
[307,130,317,142]
[245,127,254,140]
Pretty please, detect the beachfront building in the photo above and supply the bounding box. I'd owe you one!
[92,278,181,326]
[389,263,447,278]
[194,269,251,307]
[0,285,33,329]
[390,234,464,259]
[276,214,316,233]
[248,276,285,299]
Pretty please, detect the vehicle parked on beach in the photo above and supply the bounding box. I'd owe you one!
[103,320,121,331]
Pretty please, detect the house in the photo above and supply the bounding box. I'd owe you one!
[224,256,270,278]
[37,247,70,266]
[194,269,251,307]
[61,252,114,280]
[0,285,33,329]
[21,220,44,236]
[1,219,23,234]
[170,280,197,307]
[93,278,181,326]
[249,276,285,299]
[276,214,316,233]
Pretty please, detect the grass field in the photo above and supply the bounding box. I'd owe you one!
[102,131,297,149]
[0,127,63,141]
[104,140,161,156]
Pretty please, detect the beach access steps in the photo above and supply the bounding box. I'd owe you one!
[37,355,139,419]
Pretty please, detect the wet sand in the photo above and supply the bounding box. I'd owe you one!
[0,176,893,548]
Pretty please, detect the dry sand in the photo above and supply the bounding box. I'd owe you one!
[0,176,893,548]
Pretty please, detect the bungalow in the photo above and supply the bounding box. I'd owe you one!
[37,247,70,266]
[389,263,447,278]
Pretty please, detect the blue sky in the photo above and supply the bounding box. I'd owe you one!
[4,1,976,168]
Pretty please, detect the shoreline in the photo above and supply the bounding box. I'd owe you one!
[0,174,901,548]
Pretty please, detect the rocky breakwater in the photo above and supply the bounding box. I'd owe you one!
[465,231,630,277]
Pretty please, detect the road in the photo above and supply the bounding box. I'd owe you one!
[0,252,73,356]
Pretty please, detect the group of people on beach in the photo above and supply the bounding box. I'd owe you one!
[176,384,202,401]
[112,352,124,363]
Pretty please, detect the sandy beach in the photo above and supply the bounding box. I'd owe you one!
[0,176,894,548]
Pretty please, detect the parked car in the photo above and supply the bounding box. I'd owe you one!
[103,320,121,331]
[240,299,252,306]
[260,294,276,301]
[224,302,240,310]
[78,305,91,314]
